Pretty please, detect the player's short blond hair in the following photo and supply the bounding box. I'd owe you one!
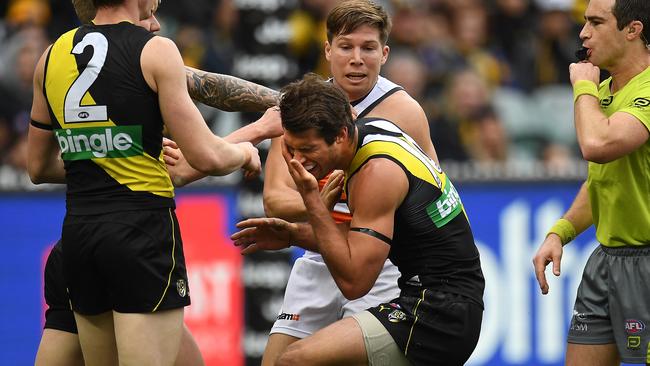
[71,0,96,24]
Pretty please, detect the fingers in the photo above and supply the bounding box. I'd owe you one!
[289,159,309,178]
[533,257,550,295]
[163,146,180,165]
[240,243,260,255]
[552,253,562,277]
[324,170,344,188]
[162,137,178,149]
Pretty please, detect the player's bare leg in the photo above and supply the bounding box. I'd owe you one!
[113,308,184,366]
[261,333,300,366]
[276,317,367,366]
[565,343,620,366]
[175,323,205,366]
[74,311,118,366]
[35,329,84,366]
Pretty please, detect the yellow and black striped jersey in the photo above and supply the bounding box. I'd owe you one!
[44,22,173,214]
[346,118,484,306]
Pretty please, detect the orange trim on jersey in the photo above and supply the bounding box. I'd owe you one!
[319,172,351,223]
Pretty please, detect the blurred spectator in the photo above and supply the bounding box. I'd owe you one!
[468,105,509,163]
[0,25,48,168]
[286,0,337,78]
[5,0,50,29]
[532,0,582,87]
[490,0,538,90]
[430,69,492,162]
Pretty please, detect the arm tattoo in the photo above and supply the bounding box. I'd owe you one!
[185,67,280,112]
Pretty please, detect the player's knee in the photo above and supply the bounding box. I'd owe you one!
[275,341,309,366]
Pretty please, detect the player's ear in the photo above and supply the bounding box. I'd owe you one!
[325,41,332,61]
[381,45,389,65]
[625,20,643,41]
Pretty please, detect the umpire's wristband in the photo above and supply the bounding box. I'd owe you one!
[547,218,576,246]
[573,80,599,102]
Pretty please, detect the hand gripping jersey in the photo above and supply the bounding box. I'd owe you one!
[346,118,485,305]
[44,22,173,214]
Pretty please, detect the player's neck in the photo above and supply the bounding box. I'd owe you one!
[93,4,139,26]
[609,50,650,93]
[340,127,359,170]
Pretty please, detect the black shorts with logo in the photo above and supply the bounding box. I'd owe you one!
[368,287,483,366]
[43,240,77,333]
[62,208,190,315]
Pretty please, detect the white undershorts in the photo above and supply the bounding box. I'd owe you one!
[270,252,401,338]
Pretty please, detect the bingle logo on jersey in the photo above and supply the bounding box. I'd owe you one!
[624,319,645,334]
[54,126,143,160]
[277,313,300,321]
[426,181,462,228]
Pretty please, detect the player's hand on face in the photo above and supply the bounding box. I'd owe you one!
[280,138,319,195]
[532,234,564,295]
[320,169,344,210]
[255,106,284,140]
[231,217,293,255]
[240,142,261,179]
[569,62,600,85]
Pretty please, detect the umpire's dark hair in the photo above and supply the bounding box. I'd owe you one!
[612,0,650,45]
[92,0,124,8]
[279,73,355,145]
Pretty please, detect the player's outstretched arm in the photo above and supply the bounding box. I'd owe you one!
[143,36,260,177]
[185,67,279,112]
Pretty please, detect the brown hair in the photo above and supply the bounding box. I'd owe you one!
[280,73,355,145]
[326,0,392,45]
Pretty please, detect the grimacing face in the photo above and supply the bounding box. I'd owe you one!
[325,24,389,102]
[282,129,343,181]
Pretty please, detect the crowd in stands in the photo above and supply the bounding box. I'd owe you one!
[0,0,589,180]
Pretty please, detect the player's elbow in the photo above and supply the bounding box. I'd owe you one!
[580,141,614,164]
[27,162,47,184]
[263,192,283,217]
[28,171,46,184]
[339,281,372,301]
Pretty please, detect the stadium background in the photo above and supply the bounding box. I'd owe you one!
[0,0,632,365]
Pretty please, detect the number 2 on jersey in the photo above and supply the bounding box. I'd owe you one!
[64,32,109,123]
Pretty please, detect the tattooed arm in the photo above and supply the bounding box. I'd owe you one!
[185,66,280,112]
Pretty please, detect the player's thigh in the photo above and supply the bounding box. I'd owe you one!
[277,317,367,366]
[113,308,184,366]
[174,323,205,366]
[262,333,300,366]
[566,343,620,366]
[35,328,84,366]
[73,311,118,366]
